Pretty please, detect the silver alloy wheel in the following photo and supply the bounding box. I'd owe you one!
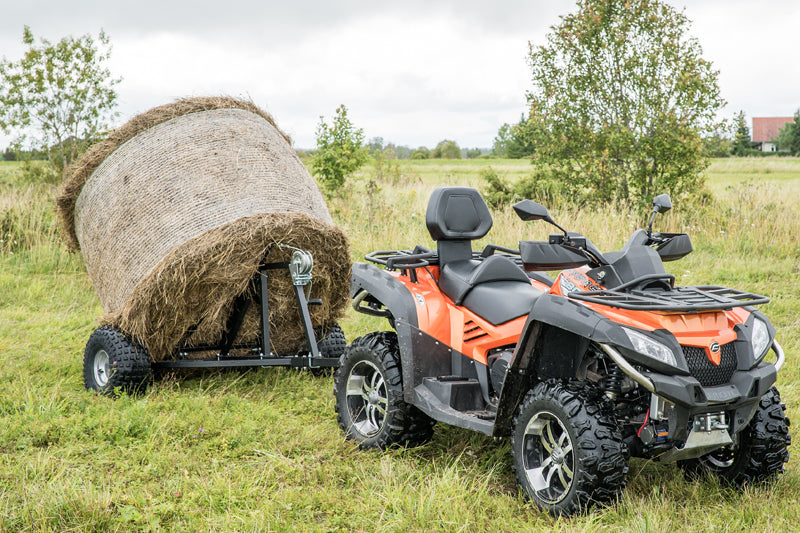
[522,410,575,504]
[93,349,112,388]
[345,360,388,437]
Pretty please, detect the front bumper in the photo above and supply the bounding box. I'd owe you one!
[600,340,783,443]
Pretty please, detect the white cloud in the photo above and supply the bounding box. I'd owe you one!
[1,1,798,151]
[109,12,535,147]
[687,0,800,118]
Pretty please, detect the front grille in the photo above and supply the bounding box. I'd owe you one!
[682,343,737,387]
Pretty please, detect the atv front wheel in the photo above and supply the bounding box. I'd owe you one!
[679,386,791,486]
[511,380,628,516]
[334,332,434,449]
[83,326,152,396]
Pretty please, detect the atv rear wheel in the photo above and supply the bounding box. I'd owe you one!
[83,326,152,397]
[679,386,791,486]
[511,380,628,516]
[334,332,434,449]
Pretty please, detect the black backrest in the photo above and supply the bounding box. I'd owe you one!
[426,187,493,266]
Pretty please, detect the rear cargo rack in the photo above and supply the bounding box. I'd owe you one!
[365,248,523,270]
[366,249,437,269]
[568,285,770,312]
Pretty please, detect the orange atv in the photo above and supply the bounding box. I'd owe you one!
[334,186,790,516]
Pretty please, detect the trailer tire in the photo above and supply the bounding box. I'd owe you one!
[302,322,346,376]
[679,386,791,486]
[511,380,628,516]
[334,331,434,449]
[317,323,346,358]
[83,326,152,397]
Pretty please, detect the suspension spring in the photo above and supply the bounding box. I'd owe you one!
[605,363,624,399]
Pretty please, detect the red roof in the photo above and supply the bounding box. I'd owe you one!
[752,117,793,143]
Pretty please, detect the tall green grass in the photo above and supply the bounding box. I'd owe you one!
[1,158,799,531]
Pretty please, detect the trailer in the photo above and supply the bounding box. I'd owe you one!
[83,247,344,395]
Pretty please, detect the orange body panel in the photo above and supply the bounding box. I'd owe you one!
[388,260,750,365]
[385,264,751,368]
[386,266,550,366]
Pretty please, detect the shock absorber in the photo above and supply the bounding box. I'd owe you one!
[605,363,624,399]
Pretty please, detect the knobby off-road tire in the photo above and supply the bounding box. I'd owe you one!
[83,326,152,397]
[334,331,434,449]
[301,322,347,359]
[511,380,629,517]
[304,322,346,376]
[679,386,791,486]
[316,323,347,359]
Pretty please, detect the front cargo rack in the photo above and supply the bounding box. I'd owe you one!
[569,284,770,312]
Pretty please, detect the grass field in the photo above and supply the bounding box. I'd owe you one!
[2,157,800,531]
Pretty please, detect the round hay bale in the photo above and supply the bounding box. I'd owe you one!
[57,97,350,360]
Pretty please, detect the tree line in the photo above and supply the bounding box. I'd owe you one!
[4,1,799,207]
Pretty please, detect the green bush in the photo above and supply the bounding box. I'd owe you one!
[432,140,461,159]
[482,166,566,209]
[410,147,431,160]
[16,160,60,185]
[311,105,368,195]
[525,0,723,206]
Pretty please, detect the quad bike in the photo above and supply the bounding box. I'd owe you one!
[83,248,345,396]
[334,186,790,516]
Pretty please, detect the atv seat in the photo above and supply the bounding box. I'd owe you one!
[426,187,542,325]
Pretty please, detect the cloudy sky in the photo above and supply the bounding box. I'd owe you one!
[1,0,798,149]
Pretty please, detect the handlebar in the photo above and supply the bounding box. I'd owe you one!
[480,244,520,258]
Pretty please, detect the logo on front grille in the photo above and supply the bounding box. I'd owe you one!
[710,341,720,353]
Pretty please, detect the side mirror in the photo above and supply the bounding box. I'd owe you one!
[513,199,550,221]
[653,194,672,214]
[647,193,672,237]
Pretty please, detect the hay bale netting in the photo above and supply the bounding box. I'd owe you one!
[56,96,350,360]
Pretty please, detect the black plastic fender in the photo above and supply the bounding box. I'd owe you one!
[350,262,422,401]
[493,295,611,436]
[494,293,667,435]
[350,263,419,328]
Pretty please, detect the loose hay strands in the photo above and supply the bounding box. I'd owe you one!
[70,106,332,314]
[109,213,350,360]
[55,96,350,360]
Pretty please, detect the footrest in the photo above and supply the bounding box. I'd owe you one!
[422,377,484,412]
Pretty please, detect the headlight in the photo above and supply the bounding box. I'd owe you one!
[751,318,771,361]
[623,328,678,368]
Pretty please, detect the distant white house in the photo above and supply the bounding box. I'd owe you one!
[752,117,793,152]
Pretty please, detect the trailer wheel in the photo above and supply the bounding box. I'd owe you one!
[334,331,434,449]
[302,322,346,376]
[83,326,152,397]
[511,380,628,517]
[317,323,346,358]
[679,386,791,486]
